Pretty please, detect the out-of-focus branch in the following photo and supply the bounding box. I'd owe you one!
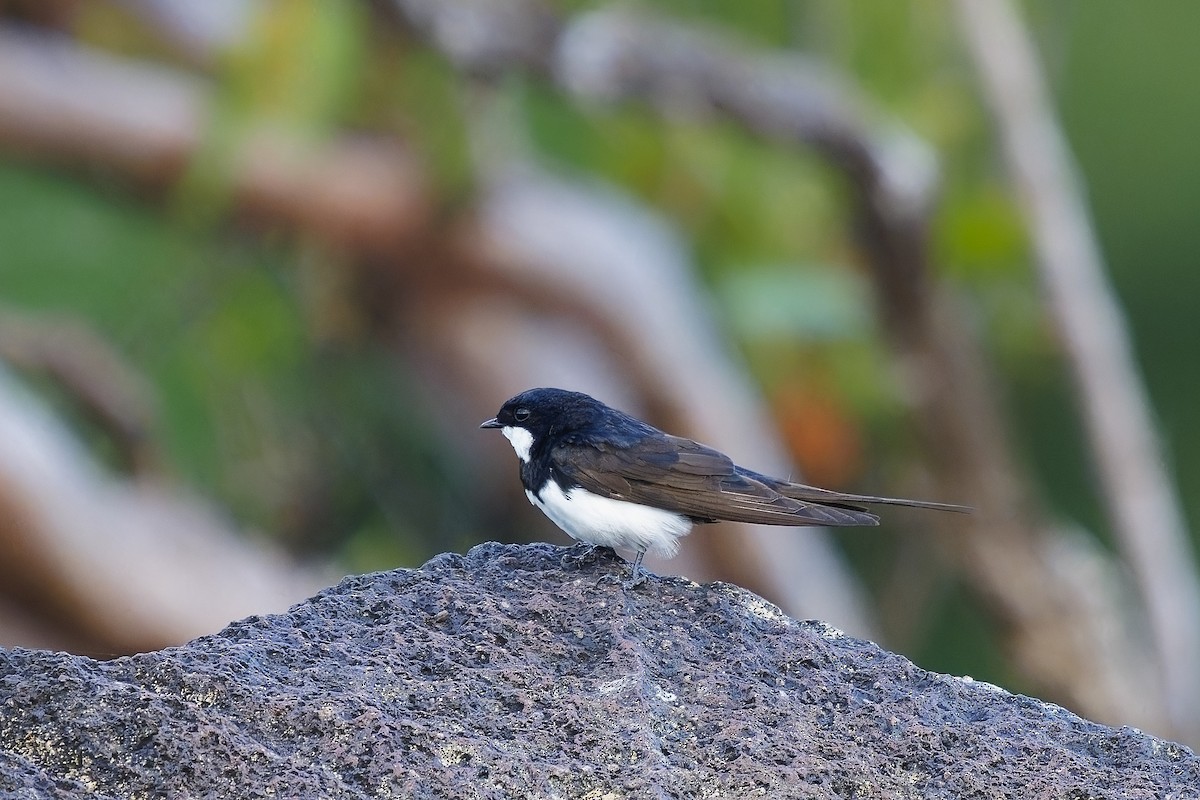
[0,309,159,475]
[956,0,1200,742]
[0,24,202,179]
[0,363,328,654]
[392,0,558,76]
[0,25,430,256]
[392,1,938,315]
[111,0,257,67]
[545,8,939,341]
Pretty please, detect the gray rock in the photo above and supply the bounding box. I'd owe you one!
[1,542,1197,799]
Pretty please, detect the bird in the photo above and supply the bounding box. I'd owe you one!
[481,387,969,587]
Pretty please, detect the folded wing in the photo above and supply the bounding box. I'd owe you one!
[553,435,881,527]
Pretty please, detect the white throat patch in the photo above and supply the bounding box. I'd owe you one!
[501,425,534,463]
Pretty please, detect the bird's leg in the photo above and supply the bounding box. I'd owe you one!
[622,549,648,589]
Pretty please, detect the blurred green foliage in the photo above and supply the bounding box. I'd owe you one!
[180,0,367,224]
[2,0,1198,695]
[0,162,298,502]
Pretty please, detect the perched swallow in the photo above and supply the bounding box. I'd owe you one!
[482,388,968,586]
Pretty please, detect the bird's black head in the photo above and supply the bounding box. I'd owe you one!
[480,388,608,439]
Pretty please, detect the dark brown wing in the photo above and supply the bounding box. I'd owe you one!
[553,434,880,527]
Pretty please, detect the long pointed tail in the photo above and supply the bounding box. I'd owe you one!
[740,468,971,515]
[780,483,972,514]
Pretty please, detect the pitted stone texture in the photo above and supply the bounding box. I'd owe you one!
[1,542,1197,798]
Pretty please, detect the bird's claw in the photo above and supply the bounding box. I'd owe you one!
[621,569,648,590]
[561,545,616,570]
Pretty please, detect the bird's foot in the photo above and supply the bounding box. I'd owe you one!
[561,545,616,570]
[620,549,649,590]
[620,569,648,590]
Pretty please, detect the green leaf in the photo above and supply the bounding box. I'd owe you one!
[717,264,873,341]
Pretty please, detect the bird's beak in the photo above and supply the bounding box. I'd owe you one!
[480,418,503,429]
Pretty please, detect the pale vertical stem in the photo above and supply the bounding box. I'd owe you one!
[956,0,1200,740]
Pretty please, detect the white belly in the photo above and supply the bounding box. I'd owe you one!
[526,483,693,558]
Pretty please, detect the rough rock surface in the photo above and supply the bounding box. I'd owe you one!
[1,542,1197,799]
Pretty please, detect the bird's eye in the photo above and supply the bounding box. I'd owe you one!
[514,407,531,422]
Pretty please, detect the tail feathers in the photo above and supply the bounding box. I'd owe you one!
[738,468,971,516]
[781,484,971,515]
[786,501,880,527]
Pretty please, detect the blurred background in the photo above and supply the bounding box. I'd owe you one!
[1,0,1199,746]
